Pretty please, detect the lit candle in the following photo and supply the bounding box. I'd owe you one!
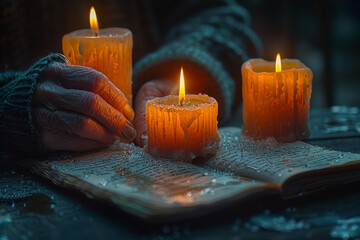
[62,7,133,104]
[146,68,220,160]
[242,54,313,142]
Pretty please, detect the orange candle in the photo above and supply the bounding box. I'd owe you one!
[242,54,313,142]
[62,7,133,104]
[146,68,220,160]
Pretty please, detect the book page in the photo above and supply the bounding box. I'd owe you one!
[26,127,360,220]
[27,138,276,221]
[198,128,360,187]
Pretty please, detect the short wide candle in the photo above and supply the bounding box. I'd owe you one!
[146,94,220,160]
[62,7,133,104]
[241,57,313,142]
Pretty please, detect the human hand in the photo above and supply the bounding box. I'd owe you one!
[134,79,177,146]
[34,63,136,152]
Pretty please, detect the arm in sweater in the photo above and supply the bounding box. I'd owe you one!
[133,0,262,120]
[0,54,68,156]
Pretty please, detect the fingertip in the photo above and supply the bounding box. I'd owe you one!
[134,131,147,147]
[140,133,148,147]
[121,123,137,141]
[123,104,135,121]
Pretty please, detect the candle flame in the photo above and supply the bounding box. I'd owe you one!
[276,53,282,72]
[179,67,185,106]
[90,6,99,36]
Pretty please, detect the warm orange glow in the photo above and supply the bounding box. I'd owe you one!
[276,53,282,72]
[90,6,99,36]
[179,67,185,105]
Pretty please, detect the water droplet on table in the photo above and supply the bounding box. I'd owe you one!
[330,223,360,240]
[184,190,192,198]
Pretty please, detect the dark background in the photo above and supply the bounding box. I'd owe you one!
[1,0,359,108]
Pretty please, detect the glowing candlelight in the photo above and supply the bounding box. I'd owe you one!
[276,53,282,72]
[89,6,99,36]
[146,68,220,160]
[179,67,185,106]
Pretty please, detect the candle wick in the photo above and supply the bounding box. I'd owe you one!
[180,99,184,107]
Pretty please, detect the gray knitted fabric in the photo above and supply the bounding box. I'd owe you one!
[133,42,235,119]
[133,3,261,120]
[0,53,68,155]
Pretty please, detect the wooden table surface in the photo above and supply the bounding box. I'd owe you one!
[1,106,360,240]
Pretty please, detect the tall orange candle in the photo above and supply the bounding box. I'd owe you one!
[62,7,133,104]
[146,68,220,160]
[242,54,313,142]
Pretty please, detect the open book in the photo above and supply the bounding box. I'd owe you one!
[26,127,360,222]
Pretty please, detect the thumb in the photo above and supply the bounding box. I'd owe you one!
[134,80,176,146]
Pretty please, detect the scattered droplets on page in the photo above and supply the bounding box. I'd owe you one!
[51,162,59,170]
[209,128,360,183]
[200,188,214,196]
[36,127,360,217]
[99,179,107,186]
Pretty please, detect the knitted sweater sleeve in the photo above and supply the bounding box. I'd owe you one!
[133,0,262,120]
[0,53,68,156]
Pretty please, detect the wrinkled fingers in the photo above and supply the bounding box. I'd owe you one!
[35,107,115,144]
[35,81,136,141]
[48,64,134,120]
